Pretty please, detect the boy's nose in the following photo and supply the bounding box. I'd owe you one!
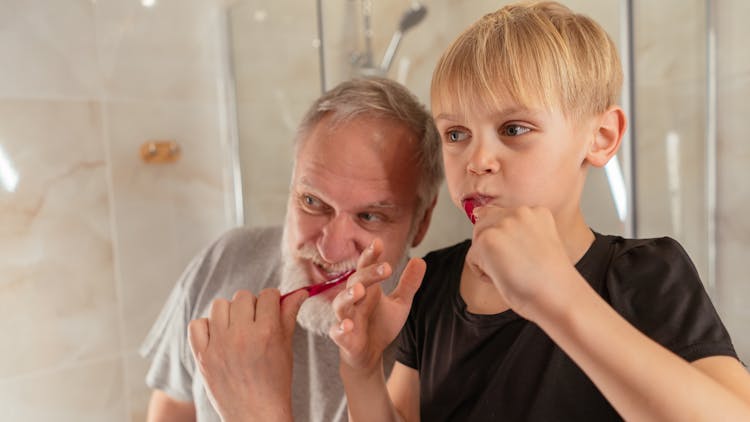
[316,214,360,264]
[467,140,500,175]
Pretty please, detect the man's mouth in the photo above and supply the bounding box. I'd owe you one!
[280,268,355,302]
[305,260,356,286]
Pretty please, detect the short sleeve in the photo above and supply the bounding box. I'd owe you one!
[606,237,737,362]
[139,252,205,402]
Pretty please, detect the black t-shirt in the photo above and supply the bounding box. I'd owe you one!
[396,232,737,421]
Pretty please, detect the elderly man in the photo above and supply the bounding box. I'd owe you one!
[140,77,443,422]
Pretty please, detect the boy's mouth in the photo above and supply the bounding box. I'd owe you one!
[461,195,492,224]
[463,200,477,224]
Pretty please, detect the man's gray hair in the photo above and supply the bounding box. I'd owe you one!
[294,77,444,221]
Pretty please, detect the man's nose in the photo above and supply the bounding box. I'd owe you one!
[316,213,360,264]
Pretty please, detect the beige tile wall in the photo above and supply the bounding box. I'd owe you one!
[634,0,711,283]
[1,0,748,420]
[716,0,750,363]
[0,0,237,420]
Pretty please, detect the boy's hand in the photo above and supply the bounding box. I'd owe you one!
[187,288,308,422]
[467,205,580,320]
[329,238,426,375]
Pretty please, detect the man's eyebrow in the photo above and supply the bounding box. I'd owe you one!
[365,201,397,210]
[296,178,324,196]
[297,177,313,188]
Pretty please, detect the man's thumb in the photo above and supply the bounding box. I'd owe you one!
[281,290,308,336]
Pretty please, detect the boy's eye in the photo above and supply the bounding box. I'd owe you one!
[501,124,531,136]
[446,129,469,143]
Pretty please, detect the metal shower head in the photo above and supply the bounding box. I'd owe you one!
[399,3,427,33]
[380,2,428,72]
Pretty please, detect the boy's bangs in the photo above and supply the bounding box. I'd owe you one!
[431,63,513,116]
[432,3,624,121]
[431,15,557,116]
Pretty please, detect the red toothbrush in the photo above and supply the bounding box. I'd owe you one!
[280,269,355,302]
[463,199,477,224]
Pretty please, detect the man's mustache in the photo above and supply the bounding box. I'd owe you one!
[295,243,358,275]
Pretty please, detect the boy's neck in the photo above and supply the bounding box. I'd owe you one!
[557,211,596,265]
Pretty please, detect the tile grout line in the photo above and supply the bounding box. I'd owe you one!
[93,0,132,417]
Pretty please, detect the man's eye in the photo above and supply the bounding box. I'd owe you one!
[301,194,322,208]
[358,212,381,223]
[446,129,469,143]
[501,124,531,136]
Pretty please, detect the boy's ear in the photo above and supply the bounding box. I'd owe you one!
[586,105,627,168]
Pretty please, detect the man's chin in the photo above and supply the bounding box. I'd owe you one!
[296,295,338,337]
[318,282,348,301]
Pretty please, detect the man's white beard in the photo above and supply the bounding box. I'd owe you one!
[279,224,409,336]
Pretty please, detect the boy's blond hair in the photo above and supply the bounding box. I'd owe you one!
[431,1,622,120]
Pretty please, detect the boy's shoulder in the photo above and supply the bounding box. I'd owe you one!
[592,232,702,291]
[595,232,689,265]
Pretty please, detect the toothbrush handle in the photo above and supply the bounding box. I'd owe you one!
[279,270,355,302]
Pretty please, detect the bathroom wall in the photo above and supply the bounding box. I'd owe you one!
[634,0,710,288]
[633,0,750,360]
[0,1,238,420]
[229,0,321,228]
[715,0,750,363]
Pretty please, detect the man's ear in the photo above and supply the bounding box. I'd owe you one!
[411,196,438,248]
[586,105,627,168]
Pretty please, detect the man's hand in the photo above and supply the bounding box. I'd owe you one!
[187,288,308,422]
[329,238,426,376]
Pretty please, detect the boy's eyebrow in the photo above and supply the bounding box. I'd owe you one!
[433,112,464,121]
[434,106,539,122]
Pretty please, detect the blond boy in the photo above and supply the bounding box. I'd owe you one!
[331,2,750,420]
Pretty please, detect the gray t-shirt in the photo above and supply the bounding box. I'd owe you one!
[140,226,349,422]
